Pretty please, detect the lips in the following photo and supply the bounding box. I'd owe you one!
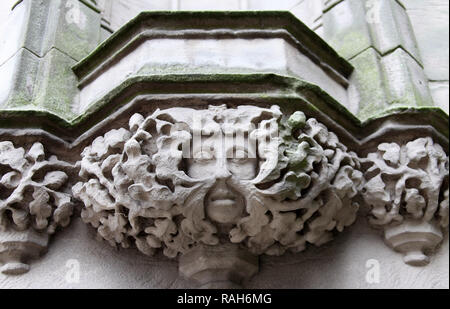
[209,188,236,205]
[205,185,244,224]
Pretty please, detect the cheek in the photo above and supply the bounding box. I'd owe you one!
[228,161,257,180]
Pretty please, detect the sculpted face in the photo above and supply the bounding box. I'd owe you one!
[187,134,258,224]
[75,104,365,260]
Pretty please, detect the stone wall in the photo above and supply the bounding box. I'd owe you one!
[402,0,449,113]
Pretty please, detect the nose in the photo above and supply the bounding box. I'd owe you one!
[215,161,232,180]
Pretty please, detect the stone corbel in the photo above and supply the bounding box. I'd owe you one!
[361,137,449,266]
[0,141,75,275]
[72,104,363,287]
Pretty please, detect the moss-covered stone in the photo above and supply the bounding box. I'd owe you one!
[349,47,388,120]
[0,73,447,144]
[32,48,78,118]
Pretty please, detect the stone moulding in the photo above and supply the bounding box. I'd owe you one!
[1,74,448,147]
[71,11,353,114]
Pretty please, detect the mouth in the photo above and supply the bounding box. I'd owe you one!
[209,189,236,205]
[205,185,244,224]
[209,199,236,208]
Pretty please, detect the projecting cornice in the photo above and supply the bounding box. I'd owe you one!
[70,11,353,116]
[0,74,448,150]
[73,11,353,80]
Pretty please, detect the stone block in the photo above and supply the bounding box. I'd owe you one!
[404,0,449,81]
[381,48,433,108]
[349,47,387,119]
[33,48,78,118]
[41,0,102,61]
[367,0,421,63]
[0,48,40,109]
[0,0,53,65]
[109,0,173,30]
[0,1,28,66]
[290,0,324,30]
[0,229,49,276]
[322,0,372,60]
[429,81,449,114]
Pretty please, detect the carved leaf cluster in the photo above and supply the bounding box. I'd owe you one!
[362,137,449,228]
[0,142,74,234]
[232,113,363,255]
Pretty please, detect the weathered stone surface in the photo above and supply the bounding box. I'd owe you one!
[0,229,48,275]
[42,0,102,62]
[0,0,28,66]
[290,0,323,30]
[362,137,449,265]
[0,0,51,65]
[33,48,79,118]
[1,216,448,288]
[0,48,40,109]
[322,0,372,60]
[404,0,449,82]
[429,81,449,114]
[367,0,421,63]
[380,48,433,108]
[348,47,387,118]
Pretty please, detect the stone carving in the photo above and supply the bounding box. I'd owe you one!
[0,141,74,274]
[73,104,363,266]
[362,137,449,266]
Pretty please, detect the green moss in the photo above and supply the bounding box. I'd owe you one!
[32,49,78,119]
[350,48,388,121]
[329,31,371,60]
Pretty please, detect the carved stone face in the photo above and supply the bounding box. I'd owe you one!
[74,105,365,259]
[187,134,258,224]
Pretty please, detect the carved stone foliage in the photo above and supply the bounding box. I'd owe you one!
[362,137,449,265]
[0,141,74,274]
[73,105,363,259]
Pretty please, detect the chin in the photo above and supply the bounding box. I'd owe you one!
[206,200,243,224]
